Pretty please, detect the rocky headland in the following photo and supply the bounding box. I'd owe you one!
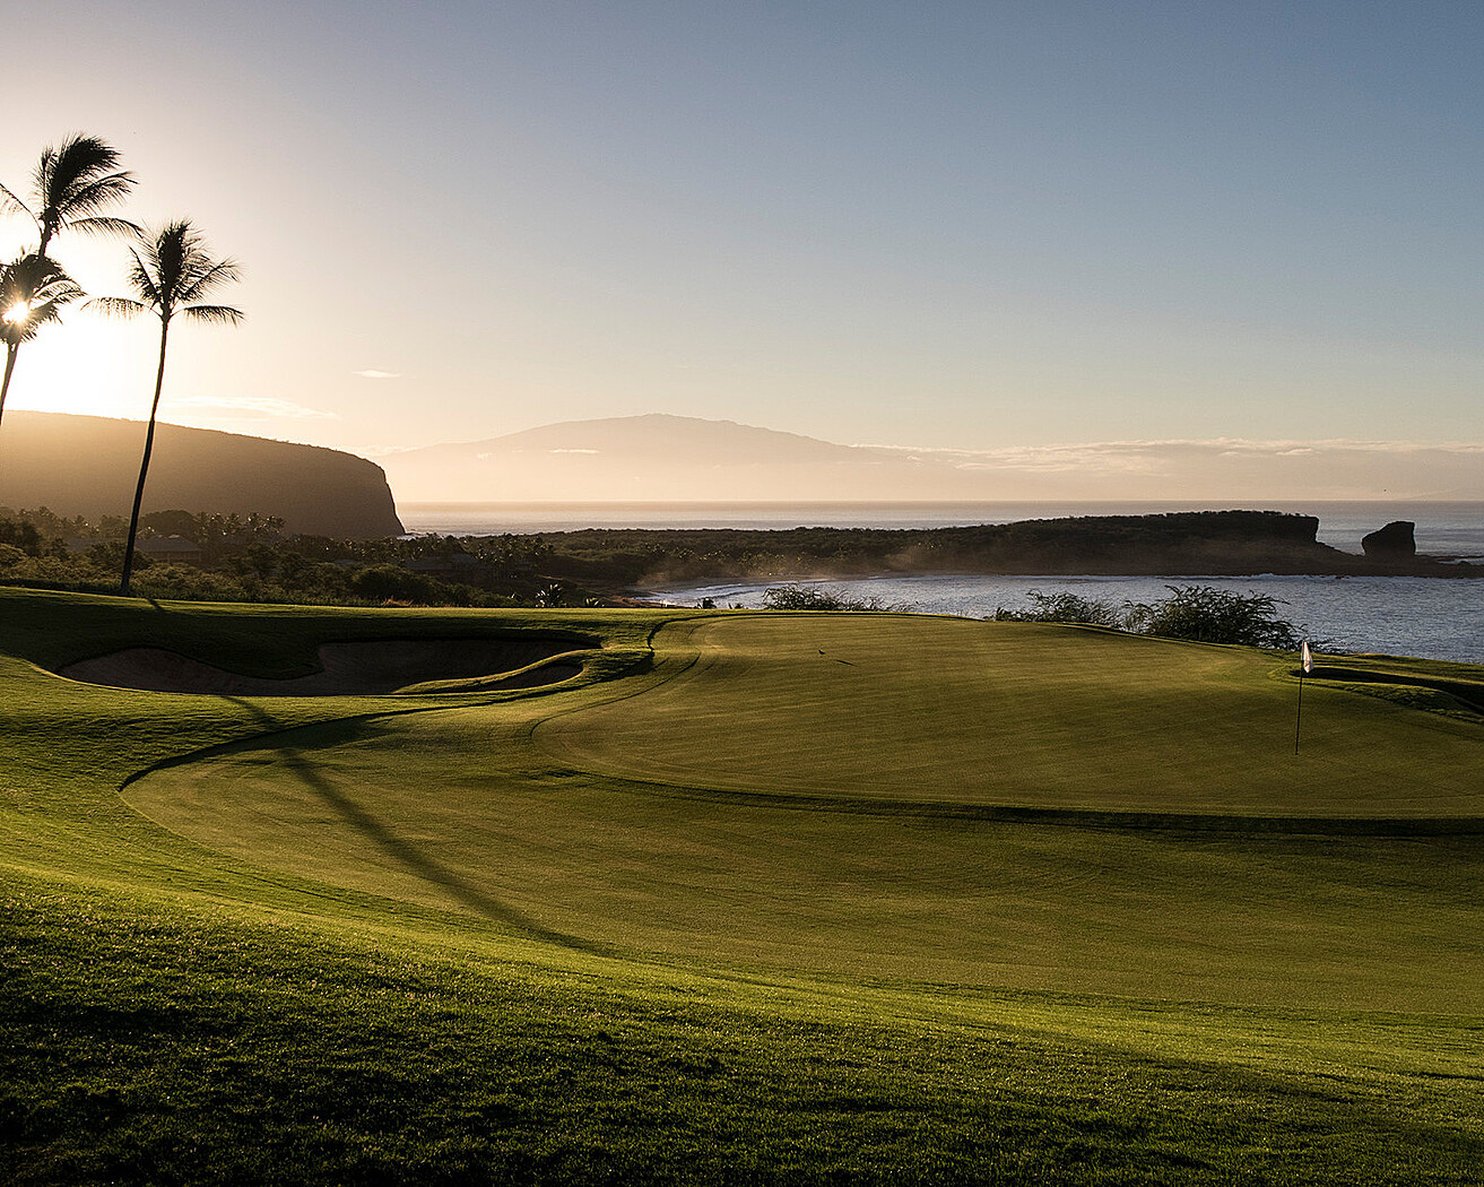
[0,412,403,538]
[531,511,1479,590]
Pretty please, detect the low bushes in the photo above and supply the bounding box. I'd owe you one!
[995,584,1305,649]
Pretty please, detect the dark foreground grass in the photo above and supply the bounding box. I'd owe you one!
[5,878,1481,1186]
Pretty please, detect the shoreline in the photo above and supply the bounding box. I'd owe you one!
[631,570,1484,663]
[630,562,1484,602]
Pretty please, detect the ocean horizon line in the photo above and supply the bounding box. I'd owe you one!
[401,497,1484,509]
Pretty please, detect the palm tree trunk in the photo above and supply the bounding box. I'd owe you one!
[120,319,169,596]
[0,345,17,434]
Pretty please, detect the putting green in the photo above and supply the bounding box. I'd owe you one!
[536,615,1484,817]
[124,612,1484,1011]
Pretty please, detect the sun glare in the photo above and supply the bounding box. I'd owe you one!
[3,316,158,420]
[3,300,30,325]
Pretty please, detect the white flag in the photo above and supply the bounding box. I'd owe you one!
[1301,640,1313,674]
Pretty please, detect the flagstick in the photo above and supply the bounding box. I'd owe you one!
[1293,669,1305,755]
[1294,639,1313,756]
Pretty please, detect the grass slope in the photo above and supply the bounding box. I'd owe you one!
[2,588,1482,1183]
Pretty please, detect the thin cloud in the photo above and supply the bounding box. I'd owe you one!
[353,368,401,380]
[858,436,1484,459]
[170,395,338,420]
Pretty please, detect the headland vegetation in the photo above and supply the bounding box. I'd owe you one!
[516,509,1476,590]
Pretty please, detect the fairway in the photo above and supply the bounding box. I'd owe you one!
[125,611,1484,1009]
[4,589,1483,1182]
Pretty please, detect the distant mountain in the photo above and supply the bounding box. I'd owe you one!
[0,412,403,538]
[384,413,1048,502]
[382,413,1484,503]
[456,413,856,465]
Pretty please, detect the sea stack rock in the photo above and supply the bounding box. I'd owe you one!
[1361,521,1416,559]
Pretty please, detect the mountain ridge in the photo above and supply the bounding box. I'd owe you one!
[382,413,1484,502]
[0,412,404,538]
[396,413,858,464]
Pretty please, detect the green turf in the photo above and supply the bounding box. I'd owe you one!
[2,587,1481,1183]
[536,615,1484,817]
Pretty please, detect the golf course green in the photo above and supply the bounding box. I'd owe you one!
[3,587,1482,1183]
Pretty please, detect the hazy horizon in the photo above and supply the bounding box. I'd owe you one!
[14,407,1482,503]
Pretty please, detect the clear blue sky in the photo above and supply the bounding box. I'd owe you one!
[6,1,1482,461]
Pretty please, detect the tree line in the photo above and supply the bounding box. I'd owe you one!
[0,504,585,609]
[0,134,242,595]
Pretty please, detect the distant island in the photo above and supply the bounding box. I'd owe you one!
[533,511,1477,593]
[0,412,403,538]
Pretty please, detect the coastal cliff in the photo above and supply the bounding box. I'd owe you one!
[0,412,403,538]
[532,511,1473,588]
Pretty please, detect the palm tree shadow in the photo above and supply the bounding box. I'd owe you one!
[218,696,614,957]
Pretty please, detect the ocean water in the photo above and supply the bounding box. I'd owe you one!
[645,573,1484,664]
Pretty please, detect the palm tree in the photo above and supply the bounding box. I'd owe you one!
[88,221,242,595]
[0,134,137,254]
[0,136,135,446]
[0,253,84,430]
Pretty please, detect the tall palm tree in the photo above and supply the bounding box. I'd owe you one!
[0,134,137,254]
[88,221,243,595]
[0,253,84,430]
[0,135,135,448]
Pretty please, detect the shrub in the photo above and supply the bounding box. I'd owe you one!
[992,590,1122,628]
[0,518,43,555]
[996,584,1305,650]
[349,564,442,605]
[761,584,901,612]
[1123,585,1302,649]
[132,565,258,603]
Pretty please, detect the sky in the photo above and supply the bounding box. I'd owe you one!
[5,1,1483,483]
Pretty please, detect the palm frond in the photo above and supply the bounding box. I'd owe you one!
[67,214,142,239]
[93,220,242,329]
[0,252,85,346]
[178,258,243,303]
[1,253,84,304]
[119,220,242,320]
[83,295,149,319]
[0,182,35,222]
[32,273,85,307]
[126,248,164,310]
[36,135,125,194]
[181,303,245,326]
[148,221,195,298]
[31,135,135,245]
[58,173,137,218]
[11,297,69,343]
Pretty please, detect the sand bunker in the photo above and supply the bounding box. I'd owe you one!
[59,637,586,696]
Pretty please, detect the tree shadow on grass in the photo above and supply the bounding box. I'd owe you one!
[164,695,617,957]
